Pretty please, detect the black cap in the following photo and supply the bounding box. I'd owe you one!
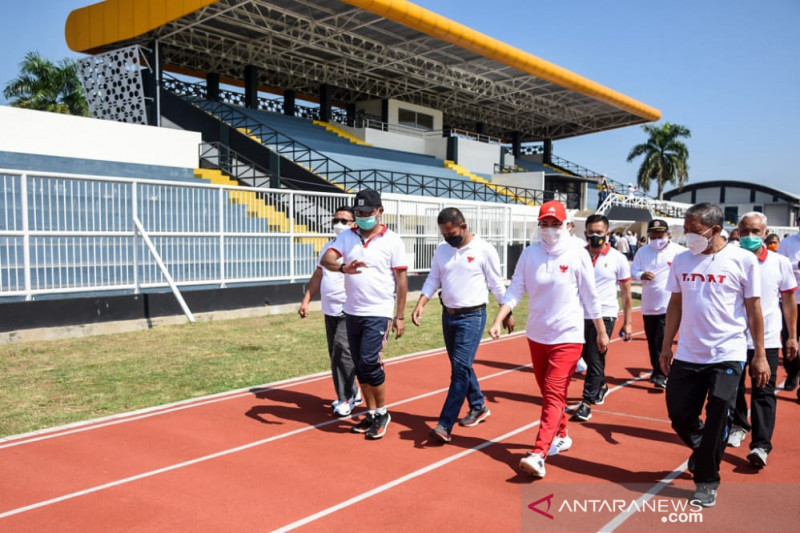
[647,218,669,232]
[354,189,382,211]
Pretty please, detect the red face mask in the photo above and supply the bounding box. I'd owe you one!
[767,243,779,252]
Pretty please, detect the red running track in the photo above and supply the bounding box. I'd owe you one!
[1,310,799,532]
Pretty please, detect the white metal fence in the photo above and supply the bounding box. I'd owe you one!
[0,169,535,303]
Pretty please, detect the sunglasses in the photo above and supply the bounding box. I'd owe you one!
[332,218,353,225]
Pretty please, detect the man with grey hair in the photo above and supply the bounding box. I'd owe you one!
[727,211,797,468]
[660,202,769,507]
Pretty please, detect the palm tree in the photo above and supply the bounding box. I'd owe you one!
[626,122,691,200]
[3,52,88,116]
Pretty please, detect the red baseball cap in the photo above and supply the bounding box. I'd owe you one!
[538,200,567,222]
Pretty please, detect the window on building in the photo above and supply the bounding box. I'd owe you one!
[398,108,434,130]
[753,205,763,213]
[724,206,739,224]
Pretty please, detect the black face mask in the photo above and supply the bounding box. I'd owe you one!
[444,234,464,248]
[587,234,606,248]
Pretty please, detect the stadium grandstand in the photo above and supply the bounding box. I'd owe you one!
[1,0,683,336]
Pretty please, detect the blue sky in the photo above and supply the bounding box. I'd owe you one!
[1,1,798,193]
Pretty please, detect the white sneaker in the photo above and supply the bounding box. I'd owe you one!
[576,358,587,373]
[331,399,344,409]
[747,447,768,468]
[548,434,573,456]
[519,452,547,478]
[727,426,748,448]
[333,401,352,417]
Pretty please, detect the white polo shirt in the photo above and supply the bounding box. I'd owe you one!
[503,243,601,345]
[330,225,408,318]
[666,244,761,364]
[746,247,797,349]
[777,232,800,287]
[584,244,631,318]
[631,241,687,315]
[316,241,345,316]
[421,236,506,308]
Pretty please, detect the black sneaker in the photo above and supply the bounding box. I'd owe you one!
[459,406,491,427]
[785,377,798,391]
[572,403,592,421]
[429,425,452,443]
[366,411,391,439]
[594,383,609,405]
[351,412,375,434]
[652,376,667,389]
[690,484,717,507]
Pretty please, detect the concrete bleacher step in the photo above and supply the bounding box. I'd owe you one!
[193,168,327,254]
[443,160,537,206]
[312,121,372,146]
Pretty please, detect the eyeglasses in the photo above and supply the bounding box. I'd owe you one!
[332,218,353,225]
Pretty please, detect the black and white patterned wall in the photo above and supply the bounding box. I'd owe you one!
[77,45,148,125]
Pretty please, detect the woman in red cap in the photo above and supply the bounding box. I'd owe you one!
[489,200,608,478]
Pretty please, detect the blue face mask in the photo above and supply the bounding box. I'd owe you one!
[739,235,763,252]
[355,215,377,231]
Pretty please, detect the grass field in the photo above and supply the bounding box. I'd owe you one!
[0,296,536,438]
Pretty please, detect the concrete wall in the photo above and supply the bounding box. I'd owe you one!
[455,137,501,175]
[491,171,545,190]
[0,105,200,169]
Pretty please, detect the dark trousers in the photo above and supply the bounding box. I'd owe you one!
[643,314,666,381]
[324,314,357,402]
[780,305,800,384]
[666,360,744,486]
[730,348,779,452]
[581,317,616,403]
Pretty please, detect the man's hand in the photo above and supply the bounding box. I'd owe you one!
[659,347,673,377]
[489,320,503,340]
[411,302,424,327]
[502,315,516,333]
[786,338,799,360]
[641,271,655,281]
[621,323,633,342]
[750,350,771,388]
[596,331,609,353]
[392,317,405,339]
[342,260,368,274]
[298,301,309,318]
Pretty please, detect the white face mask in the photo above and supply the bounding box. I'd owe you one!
[539,227,563,246]
[333,223,350,236]
[650,237,669,250]
[685,228,713,255]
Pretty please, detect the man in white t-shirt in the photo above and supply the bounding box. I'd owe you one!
[572,214,633,422]
[488,200,608,479]
[631,219,687,389]
[660,202,769,508]
[777,228,800,394]
[299,206,361,417]
[321,189,408,440]
[412,208,514,443]
[727,212,797,468]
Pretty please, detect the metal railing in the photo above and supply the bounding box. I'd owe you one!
[0,169,521,305]
[199,141,277,189]
[596,192,692,219]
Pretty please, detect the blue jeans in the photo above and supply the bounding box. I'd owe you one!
[438,308,487,430]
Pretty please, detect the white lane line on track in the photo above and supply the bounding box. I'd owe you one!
[272,373,651,532]
[0,363,531,519]
[0,333,530,448]
[597,460,689,533]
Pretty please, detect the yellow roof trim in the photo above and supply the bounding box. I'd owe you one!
[339,0,661,122]
[65,0,219,53]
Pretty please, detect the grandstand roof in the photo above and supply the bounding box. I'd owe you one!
[65,0,661,141]
[664,180,800,205]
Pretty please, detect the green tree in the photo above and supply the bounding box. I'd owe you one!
[626,122,691,200]
[3,52,88,116]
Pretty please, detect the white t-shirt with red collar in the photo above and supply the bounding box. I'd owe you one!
[583,243,631,318]
[746,247,797,349]
[666,244,761,364]
[330,225,408,318]
[503,242,601,345]
[420,236,506,308]
[631,241,687,315]
[316,241,345,316]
